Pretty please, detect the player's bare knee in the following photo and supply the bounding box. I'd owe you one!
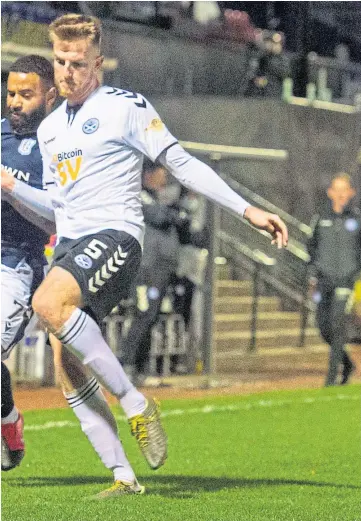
[32,292,75,332]
[32,292,57,328]
[32,290,51,322]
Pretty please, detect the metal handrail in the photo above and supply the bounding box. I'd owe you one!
[308,53,361,75]
[218,230,310,306]
[179,140,289,161]
[180,140,311,263]
[177,144,311,376]
[1,41,118,71]
[217,230,276,267]
[222,174,312,237]
[179,140,311,240]
[218,193,310,263]
[219,231,311,351]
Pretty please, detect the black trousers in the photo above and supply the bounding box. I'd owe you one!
[122,262,175,372]
[173,276,196,329]
[316,277,354,386]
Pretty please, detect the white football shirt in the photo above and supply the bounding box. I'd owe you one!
[37,85,177,244]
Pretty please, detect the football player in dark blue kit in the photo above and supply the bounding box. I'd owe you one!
[1,55,57,470]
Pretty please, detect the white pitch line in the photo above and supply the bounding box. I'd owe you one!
[24,394,360,432]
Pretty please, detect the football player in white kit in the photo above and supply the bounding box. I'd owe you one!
[2,55,140,488]
[1,14,288,498]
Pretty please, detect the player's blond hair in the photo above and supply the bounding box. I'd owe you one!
[49,14,102,49]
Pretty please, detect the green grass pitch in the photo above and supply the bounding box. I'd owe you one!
[2,385,360,521]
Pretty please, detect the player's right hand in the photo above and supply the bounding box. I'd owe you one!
[1,167,15,194]
[244,206,288,249]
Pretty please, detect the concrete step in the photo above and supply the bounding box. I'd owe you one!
[216,264,232,281]
[215,296,280,314]
[215,311,301,332]
[216,280,253,297]
[215,328,323,351]
[214,345,329,374]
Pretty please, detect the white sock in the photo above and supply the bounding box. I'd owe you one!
[65,377,136,483]
[58,308,146,418]
[1,406,19,425]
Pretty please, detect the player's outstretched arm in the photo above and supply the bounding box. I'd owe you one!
[3,193,56,234]
[1,167,55,223]
[158,144,288,248]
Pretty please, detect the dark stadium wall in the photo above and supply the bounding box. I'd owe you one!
[151,96,361,223]
[102,20,252,97]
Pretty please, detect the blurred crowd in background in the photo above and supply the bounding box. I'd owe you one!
[2,1,360,387]
[2,1,361,104]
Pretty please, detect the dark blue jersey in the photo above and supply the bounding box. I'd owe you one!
[1,118,49,257]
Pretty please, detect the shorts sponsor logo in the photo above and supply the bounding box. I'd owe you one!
[344,218,359,232]
[74,254,93,269]
[82,118,99,134]
[88,246,128,293]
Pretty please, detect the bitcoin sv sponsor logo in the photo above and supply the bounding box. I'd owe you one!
[53,149,83,186]
[54,148,83,163]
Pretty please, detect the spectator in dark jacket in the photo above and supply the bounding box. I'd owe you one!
[307,173,361,386]
[121,160,191,381]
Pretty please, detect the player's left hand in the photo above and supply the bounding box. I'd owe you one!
[244,206,288,249]
[1,167,15,194]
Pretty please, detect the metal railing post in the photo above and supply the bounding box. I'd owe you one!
[249,263,260,351]
[299,274,309,347]
[202,157,221,376]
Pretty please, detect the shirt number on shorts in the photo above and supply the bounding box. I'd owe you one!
[84,239,108,259]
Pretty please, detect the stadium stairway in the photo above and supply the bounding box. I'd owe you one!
[214,278,329,376]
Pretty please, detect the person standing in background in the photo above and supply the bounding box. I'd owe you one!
[173,188,209,372]
[122,160,190,382]
[307,173,361,386]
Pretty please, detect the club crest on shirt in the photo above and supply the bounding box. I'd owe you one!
[18,138,36,155]
[344,218,359,232]
[82,118,99,134]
